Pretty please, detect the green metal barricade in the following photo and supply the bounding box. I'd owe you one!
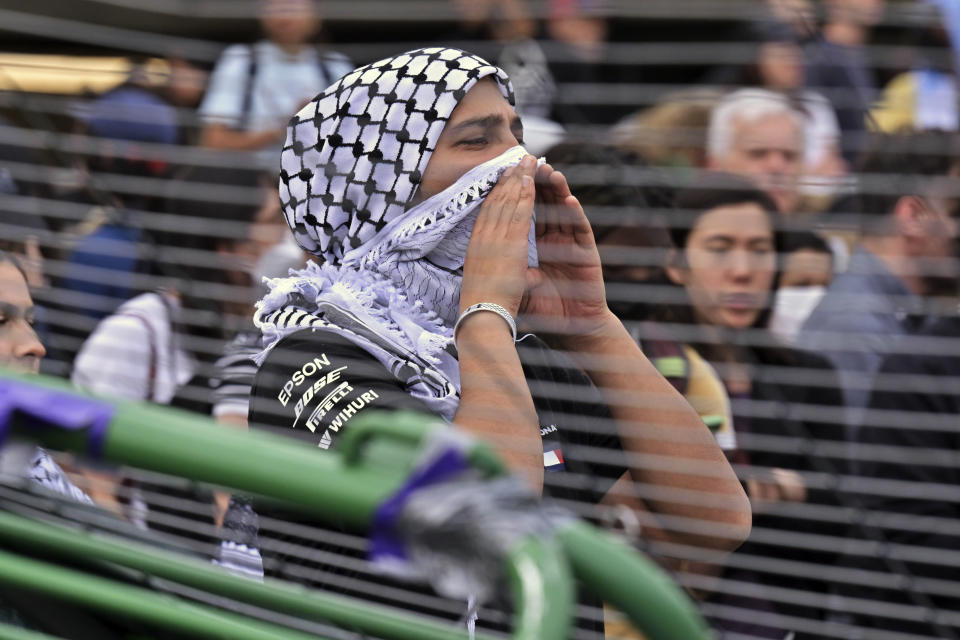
[0,371,710,639]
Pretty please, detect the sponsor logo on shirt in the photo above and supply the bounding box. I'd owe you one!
[319,430,333,450]
[278,354,332,407]
[317,389,381,448]
[292,366,347,428]
[540,424,557,436]
[303,380,354,432]
[326,389,380,433]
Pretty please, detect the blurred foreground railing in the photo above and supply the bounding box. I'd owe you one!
[0,371,709,640]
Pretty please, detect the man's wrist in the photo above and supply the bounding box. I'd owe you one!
[454,310,517,347]
[455,303,517,344]
[556,309,626,352]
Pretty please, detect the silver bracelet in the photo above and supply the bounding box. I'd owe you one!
[453,303,517,344]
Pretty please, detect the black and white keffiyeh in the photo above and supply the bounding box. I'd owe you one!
[256,47,538,420]
[279,46,514,264]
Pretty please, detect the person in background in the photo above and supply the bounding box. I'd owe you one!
[199,0,353,153]
[49,86,183,375]
[797,132,959,636]
[446,0,565,154]
[163,56,211,146]
[0,252,45,377]
[74,57,183,147]
[799,131,960,439]
[931,0,960,77]
[0,251,96,632]
[765,0,817,39]
[658,172,845,638]
[852,309,960,636]
[544,0,639,126]
[805,0,885,165]
[545,142,738,456]
[768,230,835,344]
[706,88,805,215]
[69,167,274,530]
[0,251,91,505]
[869,3,958,134]
[738,19,848,209]
[610,90,719,170]
[71,166,274,410]
[79,55,209,147]
[0,127,54,367]
[58,76,181,324]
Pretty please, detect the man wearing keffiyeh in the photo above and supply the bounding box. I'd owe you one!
[250,47,750,578]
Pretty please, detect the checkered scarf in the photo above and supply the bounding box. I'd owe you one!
[256,48,531,419]
[278,46,514,263]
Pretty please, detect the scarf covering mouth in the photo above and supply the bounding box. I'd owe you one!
[256,145,539,421]
[257,48,536,421]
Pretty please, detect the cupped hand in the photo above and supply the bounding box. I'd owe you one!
[459,155,539,318]
[520,163,611,342]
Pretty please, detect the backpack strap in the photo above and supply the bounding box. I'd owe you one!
[116,312,158,402]
[238,44,258,132]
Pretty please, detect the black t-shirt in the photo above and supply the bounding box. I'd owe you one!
[247,327,628,633]
[853,316,960,624]
[248,327,628,507]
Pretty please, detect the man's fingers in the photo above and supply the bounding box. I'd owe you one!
[477,171,506,230]
[544,199,585,238]
[533,164,549,238]
[478,156,537,232]
[538,165,566,236]
[486,165,520,225]
[550,171,575,235]
[506,155,537,226]
[514,174,534,223]
[549,168,573,199]
[564,194,596,243]
[535,163,555,206]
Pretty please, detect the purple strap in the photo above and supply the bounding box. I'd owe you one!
[0,378,115,459]
[368,444,470,565]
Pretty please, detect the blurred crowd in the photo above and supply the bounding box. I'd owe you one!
[1,0,959,638]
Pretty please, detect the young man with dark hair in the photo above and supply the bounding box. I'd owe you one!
[799,130,960,461]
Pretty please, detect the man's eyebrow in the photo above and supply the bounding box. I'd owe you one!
[446,114,524,136]
[446,115,504,135]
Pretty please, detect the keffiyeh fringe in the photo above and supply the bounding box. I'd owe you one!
[255,261,461,419]
[256,261,448,367]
